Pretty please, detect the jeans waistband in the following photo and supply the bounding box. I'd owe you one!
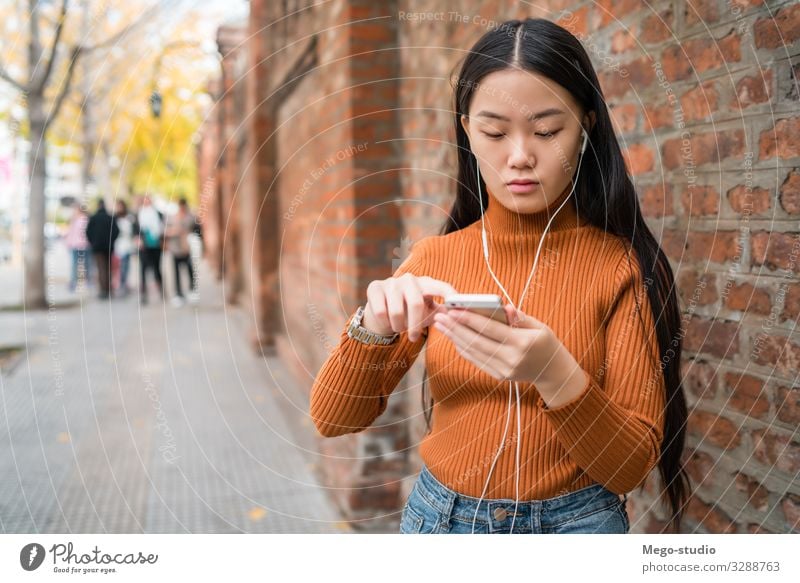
[415,464,627,518]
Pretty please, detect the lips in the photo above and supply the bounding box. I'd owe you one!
[506,179,541,195]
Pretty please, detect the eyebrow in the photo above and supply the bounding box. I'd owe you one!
[474,108,566,122]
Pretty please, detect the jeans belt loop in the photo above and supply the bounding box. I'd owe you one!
[440,490,456,530]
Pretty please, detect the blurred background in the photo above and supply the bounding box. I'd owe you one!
[0,0,797,534]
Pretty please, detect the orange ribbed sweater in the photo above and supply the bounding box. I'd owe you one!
[310,186,666,500]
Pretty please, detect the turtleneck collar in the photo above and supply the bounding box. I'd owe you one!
[482,182,587,236]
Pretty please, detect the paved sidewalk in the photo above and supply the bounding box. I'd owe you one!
[0,242,350,533]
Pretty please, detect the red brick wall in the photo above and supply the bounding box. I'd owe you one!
[197,79,222,277]
[216,24,249,307]
[205,0,800,533]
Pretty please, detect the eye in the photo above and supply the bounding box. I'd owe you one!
[535,129,561,138]
[481,131,504,140]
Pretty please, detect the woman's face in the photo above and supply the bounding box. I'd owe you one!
[460,68,594,214]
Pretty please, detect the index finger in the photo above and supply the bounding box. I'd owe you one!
[416,276,458,304]
[406,277,457,340]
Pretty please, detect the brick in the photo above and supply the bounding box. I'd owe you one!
[677,268,718,306]
[782,494,800,532]
[754,4,800,49]
[660,32,741,82]
[600,57,656,99]
[751,428,800,475]
[751,333,800,376]
[350,24,394,43]
[609,103,638,133]
[788,61,800,101]
[781,283,800,322]
[751,231,800,272]
[662,129,745,169]
[759,117,800,159]
[727,184,772,215]
[643,103,675,131]
[680,81,718,121]
[661,229,686,261]
[723,282,772,315]
[732,69,773,109]
[685,448,716,489]
[685,0,719,27]
[628,56,658,89]
[623,143,655,175]
[681,184,719,216]
[684,315,740,359]
[681,357,718,400]
[611,28,637,54]
[775,384,800,426]
[779,169,800,214]
[722,371,770,419]
[686,496,738,533]
[641,183,674,217]
[734,472,770,512]
[597,0,644,26]
[640,9,673,44]
[681,230,743,263]
[688,409,741,450]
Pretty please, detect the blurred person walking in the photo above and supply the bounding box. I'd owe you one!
[164,197,198,306]
[85,199,119,299]
[113,200,136,296]
[65,202,92,292]
[135,194,165,305]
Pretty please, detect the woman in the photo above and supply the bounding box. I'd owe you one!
[113,200,135,296]
[135,194,165,304]
[310,18,689,534]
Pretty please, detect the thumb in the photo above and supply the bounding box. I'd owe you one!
[506,305,546,329]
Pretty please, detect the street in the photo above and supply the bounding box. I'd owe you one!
[0,242,349,533]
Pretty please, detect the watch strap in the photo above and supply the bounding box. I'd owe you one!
[346,305,399,345]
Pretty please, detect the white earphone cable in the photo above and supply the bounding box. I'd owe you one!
[470,128,587,534]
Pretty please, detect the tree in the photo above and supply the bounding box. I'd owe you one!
[0,0,171,308]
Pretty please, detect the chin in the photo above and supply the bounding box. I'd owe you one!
[503,192,547,213]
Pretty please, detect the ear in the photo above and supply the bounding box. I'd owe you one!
[460,114,470,136]
[583,111,596,134]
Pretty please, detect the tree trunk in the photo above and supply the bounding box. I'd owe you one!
[24,110,48,309]
[80,95,95,197]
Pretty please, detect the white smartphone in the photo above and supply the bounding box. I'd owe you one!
[444,293,508,324]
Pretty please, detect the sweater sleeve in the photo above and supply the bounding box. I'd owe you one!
[536,251,666,494]
[309,238,433,438]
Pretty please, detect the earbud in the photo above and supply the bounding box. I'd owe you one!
[580,127,589,155]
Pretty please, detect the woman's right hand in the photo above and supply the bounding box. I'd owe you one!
[362,274,458,342]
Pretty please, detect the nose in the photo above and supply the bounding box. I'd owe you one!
[507,136,535,169]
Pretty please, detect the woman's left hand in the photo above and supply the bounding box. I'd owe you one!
[432,304,583,395]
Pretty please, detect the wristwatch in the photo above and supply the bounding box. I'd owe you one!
[346,305,399,345]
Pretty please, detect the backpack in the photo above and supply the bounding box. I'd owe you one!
[143,227,161,248]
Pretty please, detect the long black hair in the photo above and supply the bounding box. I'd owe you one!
[419,17,691,533]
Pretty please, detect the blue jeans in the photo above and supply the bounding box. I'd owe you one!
[118,253,131,290]
[399,464,630,534]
